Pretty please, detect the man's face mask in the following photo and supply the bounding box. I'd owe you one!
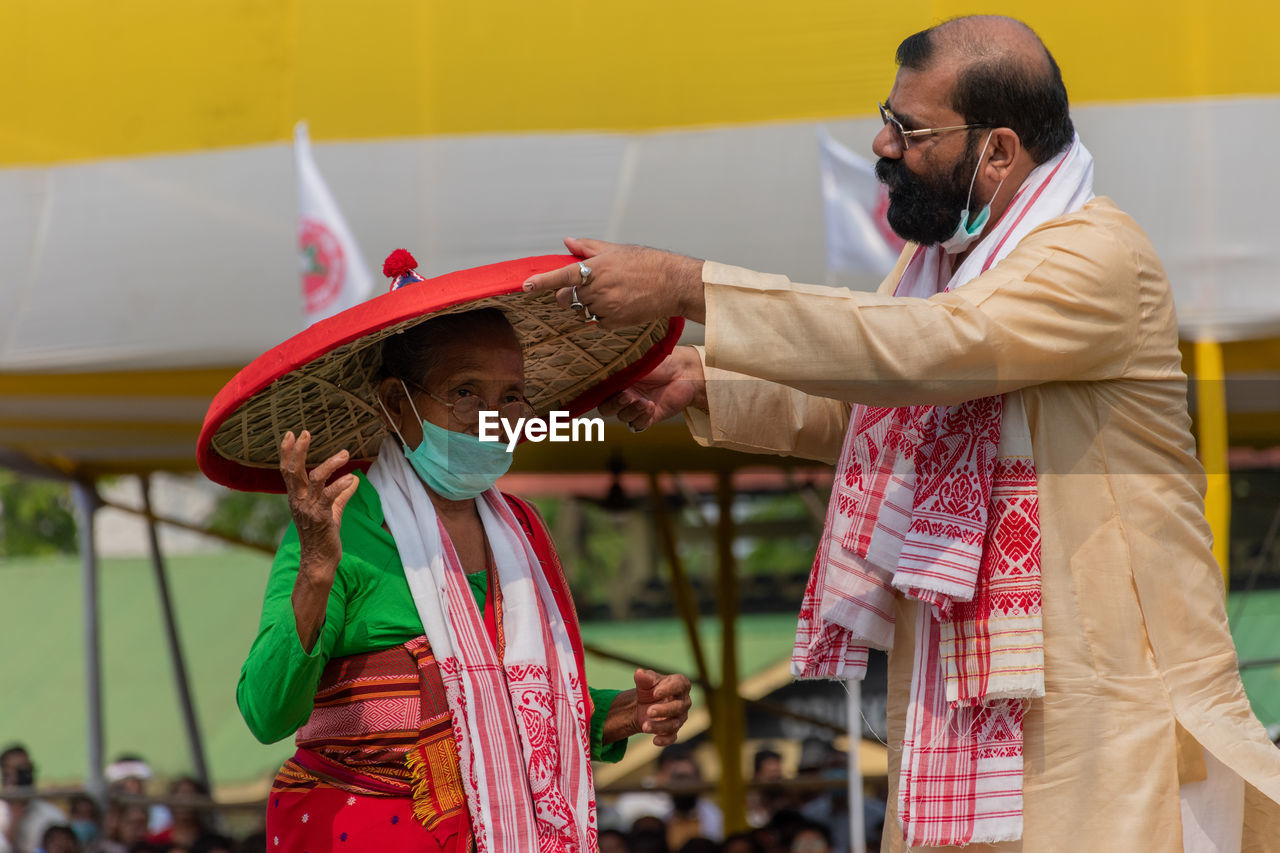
[938,130,1007,254]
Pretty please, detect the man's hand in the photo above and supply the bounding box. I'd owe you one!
[603,668,694,747]
[599,345,706,432]
[522,238,706,329]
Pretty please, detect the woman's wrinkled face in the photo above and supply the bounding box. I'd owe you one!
[392,334,525,445]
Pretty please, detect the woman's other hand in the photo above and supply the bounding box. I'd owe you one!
[633,668,694,747]
[280,430,359,651]
[604,668,694,747]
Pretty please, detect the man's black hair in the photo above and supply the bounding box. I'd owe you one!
[0,744,28,766]
[753,747,782,775]
[656,742,697,768]
[43,825,79,849]
[895,18,1074,163]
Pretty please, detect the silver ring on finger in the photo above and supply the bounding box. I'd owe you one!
[584,307,599,323]
[578,261,592,286]
[570,285,584,311]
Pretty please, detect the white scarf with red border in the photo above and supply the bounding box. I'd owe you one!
[369,439,597,853]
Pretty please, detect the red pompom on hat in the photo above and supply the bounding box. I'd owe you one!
[382,249,427,291]
[382,248,416,277]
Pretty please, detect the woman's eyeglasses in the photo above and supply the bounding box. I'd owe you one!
[404,380,535,425]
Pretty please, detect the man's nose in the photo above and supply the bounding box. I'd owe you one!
[872,123,901,159]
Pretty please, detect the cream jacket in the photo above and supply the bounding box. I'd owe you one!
[685,198,1280,852]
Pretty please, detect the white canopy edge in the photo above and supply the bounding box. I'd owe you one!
[1,98,1277,375]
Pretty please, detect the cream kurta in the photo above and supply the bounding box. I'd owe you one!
[684,198,1280,852]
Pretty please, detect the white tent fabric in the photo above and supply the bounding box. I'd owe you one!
[2,100,1279,377]
[1,101,1278,475]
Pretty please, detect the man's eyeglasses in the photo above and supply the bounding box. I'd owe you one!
[878,102,989,151]
[405,380,535,425]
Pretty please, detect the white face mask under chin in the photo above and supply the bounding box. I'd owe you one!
[939,130,1007,255]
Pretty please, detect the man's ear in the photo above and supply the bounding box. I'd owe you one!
[987,127,1021,176]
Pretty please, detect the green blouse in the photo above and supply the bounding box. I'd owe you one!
[236,473,625,762]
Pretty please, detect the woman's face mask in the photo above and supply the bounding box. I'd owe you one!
[381,379,513,501]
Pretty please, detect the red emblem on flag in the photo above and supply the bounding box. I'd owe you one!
[299,219,346,313]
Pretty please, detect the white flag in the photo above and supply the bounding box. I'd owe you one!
[818,126,905,277]
[295,121,373,325]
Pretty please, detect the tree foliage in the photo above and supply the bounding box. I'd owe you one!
[205,490,293,548]
[0,471,78,557]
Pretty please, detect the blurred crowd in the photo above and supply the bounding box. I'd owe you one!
[597,741,886,853]
[1,739,884,853]
[0,748,260,853]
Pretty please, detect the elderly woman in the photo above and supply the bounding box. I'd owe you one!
[200,253,691,852]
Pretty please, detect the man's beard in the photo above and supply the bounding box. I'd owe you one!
[875,134,981,245]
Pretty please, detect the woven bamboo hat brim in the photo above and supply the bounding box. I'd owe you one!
[197,254,682,492]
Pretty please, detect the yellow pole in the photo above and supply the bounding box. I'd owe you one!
[1194,338,1230,589]
[647,472,714,697]
[714,470,747,832]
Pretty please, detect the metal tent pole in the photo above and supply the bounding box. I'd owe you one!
[847,679,866,853]
[714,470,746,832]
[72,480,106,805]
[140,475,211,788]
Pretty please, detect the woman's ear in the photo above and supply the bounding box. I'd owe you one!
[376,377,407,433]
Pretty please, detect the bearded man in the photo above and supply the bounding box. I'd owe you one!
[523,14,1280,853]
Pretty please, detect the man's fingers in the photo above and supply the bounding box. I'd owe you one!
[598,390,638,419]
[617,400,649,424]
[622,402,656,432]
[522,262,581,295]
[601,392,649,425]
[564,236,613,258]
[553,286,579,310]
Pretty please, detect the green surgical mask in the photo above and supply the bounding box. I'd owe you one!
[941,130,1007,255]
[382,381,513,500]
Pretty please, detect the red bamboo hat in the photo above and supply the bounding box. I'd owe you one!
[198,250,683,492]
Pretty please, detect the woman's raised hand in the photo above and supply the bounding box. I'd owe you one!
[280,430,360,579]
